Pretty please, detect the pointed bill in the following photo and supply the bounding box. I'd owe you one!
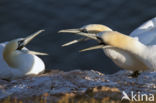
[75,32,98,41]
[28,51,48,56]
[80,45,104,52]
[58,29,80,33]
[62,39,82,47]
[59,29,99,42]
[24,29,45,46]
[62,38,88,47]
[80,45,112,52]
[22,50,48,56]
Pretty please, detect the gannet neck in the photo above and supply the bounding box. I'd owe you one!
[3,40,19,68]
[3,30,46,69]
[100,31,147,57]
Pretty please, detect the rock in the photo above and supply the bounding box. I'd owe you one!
[0,70,155,103]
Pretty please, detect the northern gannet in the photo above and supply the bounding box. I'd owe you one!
[0,30,47,80]
[59,18,156,77]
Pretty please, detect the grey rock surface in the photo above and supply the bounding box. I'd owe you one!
[0,70,155,100]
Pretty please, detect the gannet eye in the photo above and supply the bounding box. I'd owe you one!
[81,29,88,33]
[96,36,107,45]
[17,40,24,50]
[18,40,24,46]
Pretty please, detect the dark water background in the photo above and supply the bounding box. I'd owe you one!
[0,0,155,74]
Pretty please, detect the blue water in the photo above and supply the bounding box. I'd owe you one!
[0,0,155,74]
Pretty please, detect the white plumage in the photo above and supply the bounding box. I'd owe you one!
[0,30,47,80]
[59,18,156,77]
[131,17,156,45]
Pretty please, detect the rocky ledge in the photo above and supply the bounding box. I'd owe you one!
[0,70,155,103]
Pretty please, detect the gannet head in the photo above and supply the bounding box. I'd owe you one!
[59,24,112,46]
[4,39,22,53]
[3,30,47,68]
[80,31,142,53]
[80,24,112,33]
[97,31,134,49]
[59,24,143,53]
[59,24,112,33]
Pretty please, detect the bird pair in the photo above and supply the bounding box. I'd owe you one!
[1,17,156,80]
[59,17,156,77]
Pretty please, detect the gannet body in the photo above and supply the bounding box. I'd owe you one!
[96,31,156,72]
[59,18,156,77]
[0,30,47,80]
[130,17,156,45]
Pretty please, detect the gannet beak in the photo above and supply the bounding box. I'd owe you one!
[59,29,98,40]
[17,29,48,56]
[69,32,99,41]
[23,29,45,46]
[58,29,81,33]
[62,38,87,47]
[23,29,48,56]
[21,50,48,56]
[63,32,100,46]
[28,51,48,56]
[59,28,85,46]
[59,29,100,46]
[17,30,45,50]
[80,45,112,52]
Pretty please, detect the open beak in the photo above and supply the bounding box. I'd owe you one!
[18,30,48,56]
[23,29,45,46]
[59,28,110,52]
[59,29,98,40]
[80,45,112,52]
[59,29,100,46]
[17,30,45,50]
[62,38,89,47]
[59,28,86,47]
[21,50,48,56]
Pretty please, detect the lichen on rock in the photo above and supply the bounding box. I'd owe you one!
[0,70,155,102]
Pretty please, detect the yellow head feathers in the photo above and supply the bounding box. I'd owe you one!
[81,24,112,33]
[99,31,133,48]
[97,31,146,54]
[3,39,20,68]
